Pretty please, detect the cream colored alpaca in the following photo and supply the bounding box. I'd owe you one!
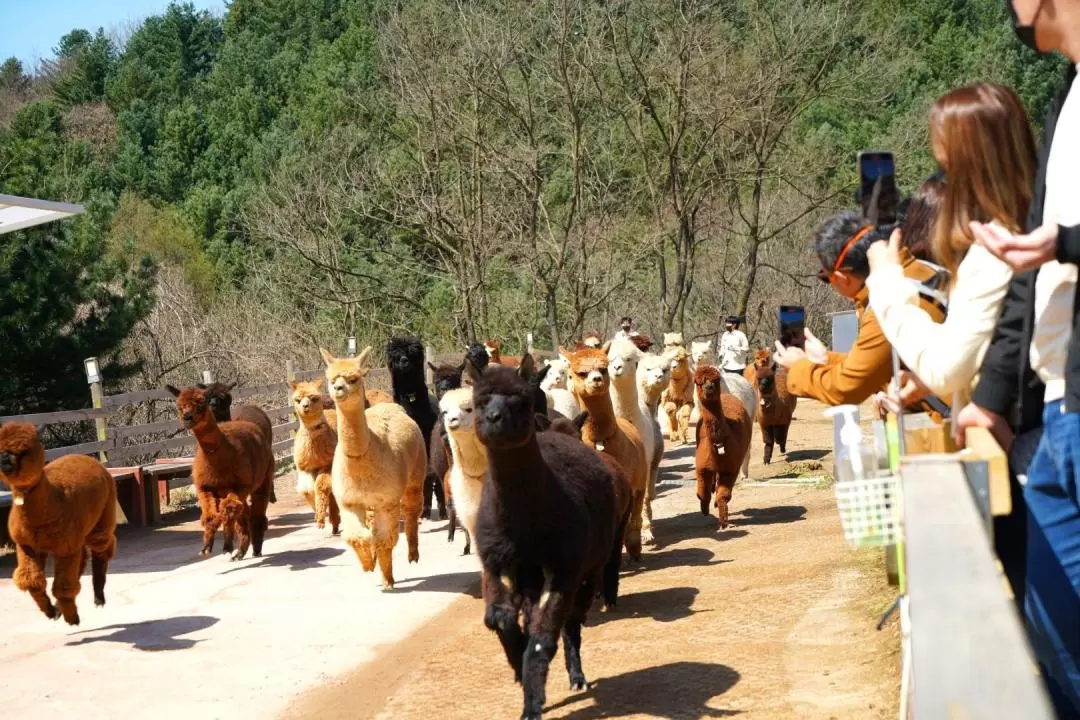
[690,340,714,370]
[661,347,694,444]
[439,388,486,564]
[608,338,663,546]
[663,332,685,352]
[290,379,340,534]
[542,355,581,419]
[637,353,671,417]
[321,347,425,588]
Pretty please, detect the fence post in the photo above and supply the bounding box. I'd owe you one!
[346,336,357,358]
[285,360,297,440]
[83,357,108,464]
[526,333,534,356]
[425,345,435,385]
[201,369,215,385]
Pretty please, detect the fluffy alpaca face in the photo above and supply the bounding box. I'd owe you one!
[484,339,501,359]
[387,337,425,381]
[564,346,611,398]
[607,338,642,379]
[581,333,603,349]
[430,363,465,399]
[694,366,724,403]
[752,350,777,393]
[198,381,236,423]
[691,340,713,366]
[663,332,684,349]
[291,379,328,424]
[167,385,212,430]
[321,347,373,407]
[638,354,670,397]
[439,387,476,434]
[542,357,569,390]
[0,423,46,490]
[668,347,691,380]
[472,366,534,449]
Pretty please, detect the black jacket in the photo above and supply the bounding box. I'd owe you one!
[971,66,1080,427]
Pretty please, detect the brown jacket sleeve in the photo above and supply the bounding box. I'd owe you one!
[786,306,894,406]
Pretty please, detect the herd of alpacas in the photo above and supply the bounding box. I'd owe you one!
[0,329,799,719]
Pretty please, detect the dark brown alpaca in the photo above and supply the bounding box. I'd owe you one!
[168,385,275,560]
[749,349,797,464]
[1,423,117,625]
[469,363,630,719]
[200,381,278,504]
[694,366,752,529]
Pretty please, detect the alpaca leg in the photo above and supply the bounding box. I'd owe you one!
[314,472,332,530]
[640,496,654,547]
[249,490,270,558]
[197,490,220,556]
[697,469,715,517]
[328,493,341,536]
[624,489,644,562]
[741,444,752,481]
[482,569,527,683]
[372,507,400,589]
[14,545,56,620]
[422,472,435,520]
[85,531,116,608]
[431,471,447,519]
[603,513,629,612]
[221,504,236,556]
[402,466,424,565]
[562,579,595,691]
[341,506,376,572]
[677,405,692,446]
[715,476,735,529]
[231,498,253,561]
[776,423,791,455]
[664,402,679,444]
[462,527,472,556]
[762,425,776,465]
[522,586,570,719]
[52,551,83,626]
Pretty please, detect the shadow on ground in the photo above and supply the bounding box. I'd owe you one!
[592,586,704,626]
[545,661,741,719]
[729,505,806,526]
[386,570,480,596]
[651,512,749,549]
[218,546,345,574]
[784,449,829,462]
[65,615,219,652]
[626,546,730,574]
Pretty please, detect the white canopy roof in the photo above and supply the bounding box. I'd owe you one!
[0,194,84,235]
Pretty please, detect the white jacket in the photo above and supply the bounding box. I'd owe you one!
[719,330,748,370]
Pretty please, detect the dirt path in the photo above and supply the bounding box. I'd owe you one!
[284,399,900,720]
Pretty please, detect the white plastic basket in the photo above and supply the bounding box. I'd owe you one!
[834,473,902,548]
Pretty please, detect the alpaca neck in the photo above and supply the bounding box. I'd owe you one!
[448,428,487,478]
[335,396,371,457]
[487,435,544,512]
[670,372,691,398]
[609,373,640,422]
[11,469,59,519]
[300,412,329,431]
[191,416,227,455]
[641,384,663,413]
[577,388,619,442]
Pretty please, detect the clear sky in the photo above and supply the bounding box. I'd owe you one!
[0,0,228,67]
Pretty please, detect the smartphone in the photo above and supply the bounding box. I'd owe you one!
[779,305,806,349]
[857,151,898,225]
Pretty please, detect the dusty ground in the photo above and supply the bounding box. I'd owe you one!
[0,398,898,719]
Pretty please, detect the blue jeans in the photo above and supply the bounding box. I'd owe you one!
[1025,400,1080,717]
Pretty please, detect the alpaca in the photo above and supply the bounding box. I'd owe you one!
[694,366,753,528]
[579,331,603,349]
[564,344,647,560]
[200,381,279,503]
[427,360,464,526]
[660,346,695,444]
[168,385,275,559]
[749,349,798,464]
[463,342,491,381]
[484,338,522,368]
[629,334,654,352]
[429,361,465,400]
[1,423,117,626]
[542,355,581,420]
[290,379,340,534]
[637,353,671,417]
[469,363,630,718]
[690,339,714,369]
[387,337,445,520]
[322,347,425,588]
[607,338,663,546]
[663,332,685,352]
[440,387,485,558]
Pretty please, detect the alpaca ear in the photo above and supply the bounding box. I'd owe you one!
[356,346,373,367]
[315,377,325,391]
[319,347,336,366]
[464,358,483,384]
[166,385,182,398]
[558,346,573,361]
[518,353,537,379]
[428,361,438,372]
[289,381,299,391]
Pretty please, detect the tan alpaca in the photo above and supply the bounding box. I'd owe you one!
[564,344,648,560]
[321,347,426,588]
[291,379,340,534]
[439,388,486,562]
[607,338,663,546]
[662,346,694,444]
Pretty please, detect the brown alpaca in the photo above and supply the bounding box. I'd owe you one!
[661,346,694,444]
[321,347,426,588]
[484,339,521,368]
[291,379,340,534]
[563,343,648,560]
[167,385,275,560]
[749,349,798,464]
[201,382,278,505]
[1,423,117,625]
[694,366,752,528]
[578,331,603,350]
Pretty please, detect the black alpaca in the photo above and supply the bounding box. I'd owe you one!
[470,361,630,720]
[386,337,444,519]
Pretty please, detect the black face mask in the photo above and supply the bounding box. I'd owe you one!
[1006,0,1043,53]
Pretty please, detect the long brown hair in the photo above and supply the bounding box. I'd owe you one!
[900,175,946,262]
[929,83,1037,273]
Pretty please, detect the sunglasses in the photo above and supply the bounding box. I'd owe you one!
[819,226,873,283]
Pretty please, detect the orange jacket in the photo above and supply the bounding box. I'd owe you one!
[786,250,947,406]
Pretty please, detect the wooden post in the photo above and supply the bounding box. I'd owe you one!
[346,336,357,358]
[285,359,297,439]
[526,333,534,356]
[201,369,215,384]
[84,357,108,464]
[425,345,435,385]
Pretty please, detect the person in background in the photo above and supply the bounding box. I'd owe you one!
[954,2,1080,713]
[614,315,640,342]
[865,83,1036,608]
[775,211,947,407]
[719,315,749,374]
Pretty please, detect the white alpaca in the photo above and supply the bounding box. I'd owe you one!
[439,388,486,565]
[608,338,663,545]
[690,339,714,370]
[663,332,684,352]
[543,356,581,419]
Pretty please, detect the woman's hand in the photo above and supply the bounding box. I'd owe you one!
[867,228,903,273]
[890,370,930,407]
[953,402,1014,451]
[773,341,806,369]
[970,221,1057,273]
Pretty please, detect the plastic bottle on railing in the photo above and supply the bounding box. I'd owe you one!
[824,404,876,484]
